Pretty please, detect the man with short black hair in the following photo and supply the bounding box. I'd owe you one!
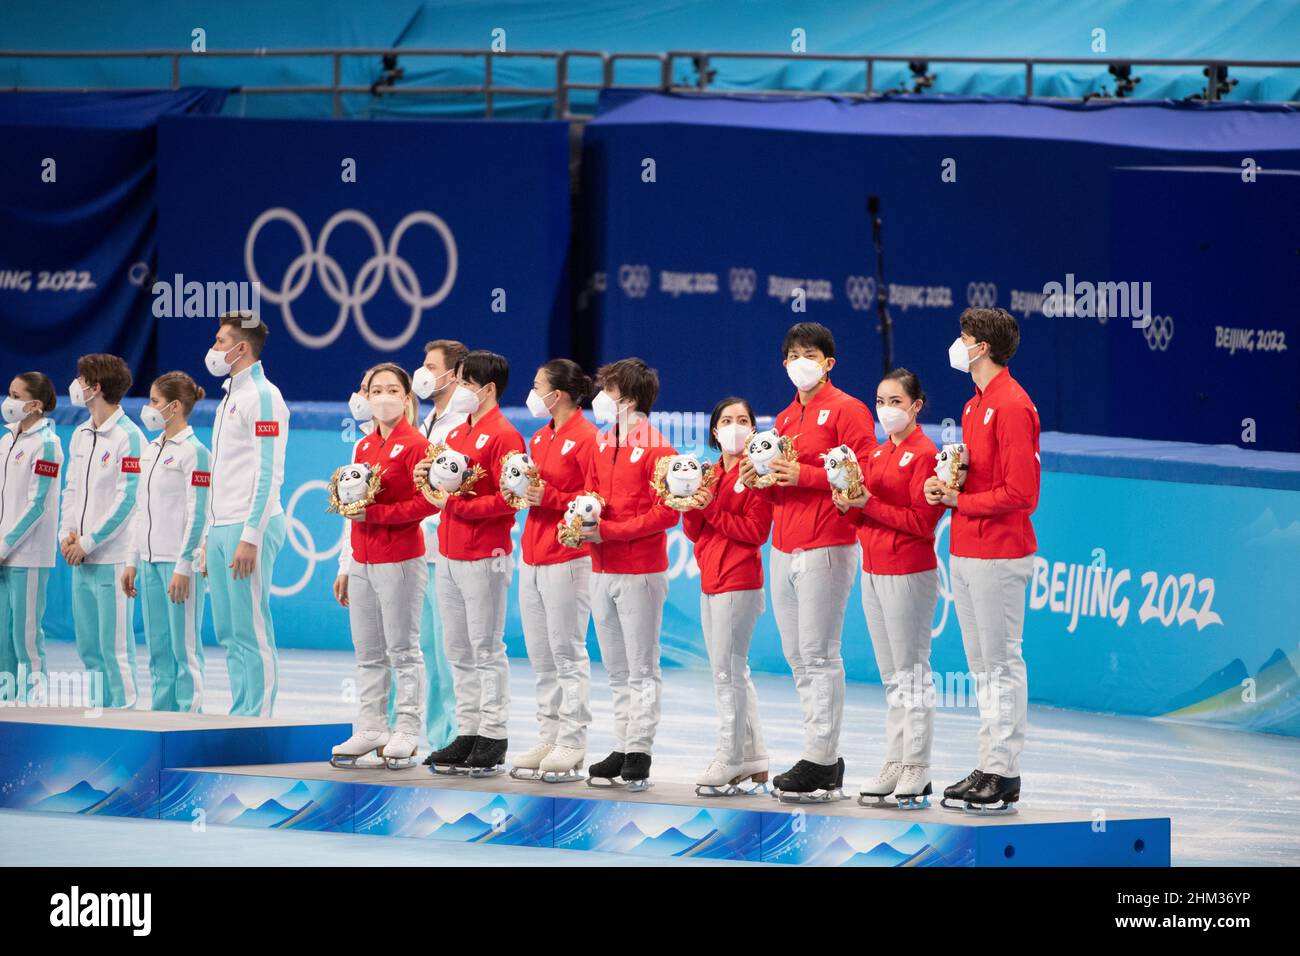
[741,322,877,800]
[203,312,290,717]
[925,307,1040,812]
[60,353,144,708]
[416,350,526,775]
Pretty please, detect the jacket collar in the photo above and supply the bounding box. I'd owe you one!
[975,367,1012,399]
[8,417,53,439]
[79,406,126,435]
[792,379,841,412]
[150,424,195,448]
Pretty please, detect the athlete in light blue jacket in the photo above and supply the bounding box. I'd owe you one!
[59,355,143,709]
[0,372,63,703]
[122,372,211,712]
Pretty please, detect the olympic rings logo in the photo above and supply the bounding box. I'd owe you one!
[618,264,651,298]
[1143,314,1174,352]
[272,479,347,597]
[245,208,458,351]
[845,275,877,312]
[728,267,757,303]
[966,282,998,308]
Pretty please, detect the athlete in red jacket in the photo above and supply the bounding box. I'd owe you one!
[331,364,436,770]
[925,308,1040,813]
[578,358,678,790]
[836,368,944,808]
[413,351,526,776]
[510,359,601,783]
[681,396,773,796]
[740,322,877,802]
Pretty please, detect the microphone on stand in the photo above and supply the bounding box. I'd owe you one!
[868,194,894,376]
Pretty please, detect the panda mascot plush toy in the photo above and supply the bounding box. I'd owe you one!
[415,443,485,500]
[651,453,716,510]
[499,451,541,510]
[821,443,865,499]
[328,462,381,516]
[744,428,796,488]
[934,442,970,491]
[558,492,604,548]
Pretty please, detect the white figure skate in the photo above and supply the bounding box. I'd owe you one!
[330,730,390,769]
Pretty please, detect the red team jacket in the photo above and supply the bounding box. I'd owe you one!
[681,458,773,594]
[349,417,436,565]
[764,381,878,553]
[436,405,527,562]
[844,426,945,575]
[522,412,599,566]
[951,369,1040,559]
[583,417,679,574]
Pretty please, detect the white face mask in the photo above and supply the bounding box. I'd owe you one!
[716,423,752,456]
[140,403,174,432]
[877,403,913,436]
[591,389,620,426]
[348,391,372,421]
[949,337,979,373]
[69,379,88,408]
[411,366,444,400]
[447,384,482,417]
[786,356,826,391]
[2,396,30,424]
[205,345,236,378]
[369,394,405,424]
[526,388,557,419]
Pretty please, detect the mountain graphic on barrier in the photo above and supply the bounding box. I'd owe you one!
[211,793,249,825]
[1163,648,1300,736]
[233,798,295,827]
[33,779,110,814]
[397,794,512,840]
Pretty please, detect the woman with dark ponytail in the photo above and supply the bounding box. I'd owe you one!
[121,371,211,712]
[834,367,945,809]
[509,359,600,783]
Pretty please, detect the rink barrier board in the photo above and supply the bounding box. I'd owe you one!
[0,709,350,819]
[155,764,1170,867]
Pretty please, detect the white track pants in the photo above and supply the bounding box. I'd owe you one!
[700,588,767,765]
[770,544,857,764]
[950,555,1033,777]
[860,568,939,766]
[519,557,593,750]
[591,570,668,755]
[437,556,511,740]
[348,557,427,736]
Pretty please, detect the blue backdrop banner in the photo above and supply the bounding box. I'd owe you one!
[0,89,227,381]
[37,401,1300,738]
[155,115,572,400]
[578,94,1300,452]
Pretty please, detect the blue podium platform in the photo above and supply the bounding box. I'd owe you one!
[1,710,1170,864]
[156,762,1170,867]
[0,708,349,819]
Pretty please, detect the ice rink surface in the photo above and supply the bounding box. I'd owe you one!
[3,642,1298,867]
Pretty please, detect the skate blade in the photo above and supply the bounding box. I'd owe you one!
[894,794,931,810]
[772,787,846,805]
[586,776,625,789]
[384,756,417,771]
[697,780,769,798]
[509,767,545,781]
[330,753,379,769]
[466,765,505,779]
[623,779,653,793]
[428,764,472,776]
[856,793,894,808]
[540,769,585,785]
[958,800,1018,816]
